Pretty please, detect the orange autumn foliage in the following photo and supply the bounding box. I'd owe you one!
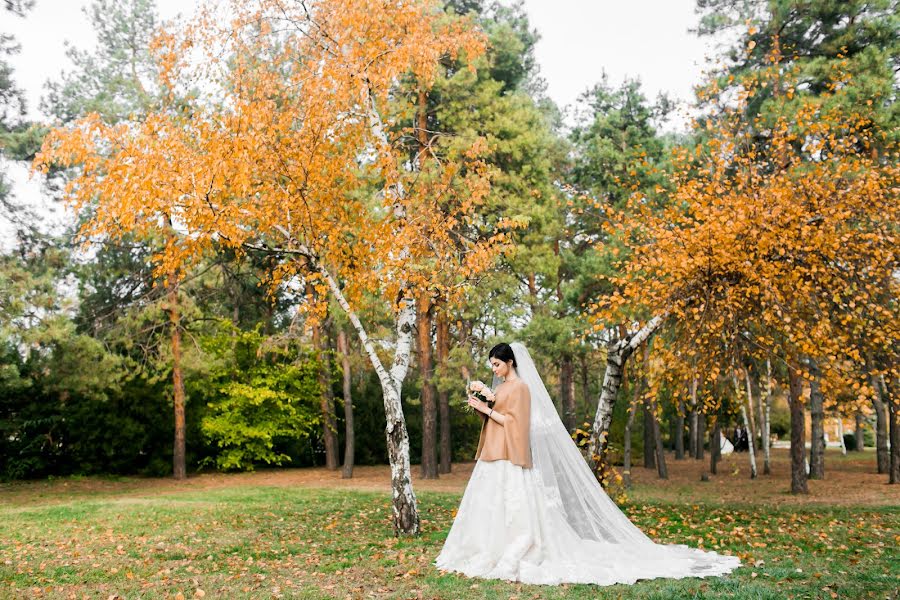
[592,67,899,408]
[36,0,508,317]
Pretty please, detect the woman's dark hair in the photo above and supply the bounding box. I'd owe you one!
[489,343,517,367]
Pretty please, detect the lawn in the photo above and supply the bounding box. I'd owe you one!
[1,451,898,599]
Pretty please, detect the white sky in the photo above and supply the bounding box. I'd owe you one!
[1,0,721,244]
[521,0,714,120]
[4,0,718,122]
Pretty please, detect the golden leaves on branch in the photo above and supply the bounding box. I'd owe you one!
[588,64,899,406]
[34,0,503,320]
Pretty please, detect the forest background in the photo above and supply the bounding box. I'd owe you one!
[0,0,897,537]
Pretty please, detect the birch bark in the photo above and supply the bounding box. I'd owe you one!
[588,315,664,476]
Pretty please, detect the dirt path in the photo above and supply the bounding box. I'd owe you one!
[1,448,897,508]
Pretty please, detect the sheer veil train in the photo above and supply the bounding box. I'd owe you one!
[444,341,742,585]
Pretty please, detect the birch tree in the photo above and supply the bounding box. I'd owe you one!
[587,61,898,493]
[36,0,505,534]
[733,366,758,479]
[586,315,663,481]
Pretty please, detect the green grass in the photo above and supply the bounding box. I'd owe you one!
[1,485,898,599]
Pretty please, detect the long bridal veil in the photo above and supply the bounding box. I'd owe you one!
[495,342,740,579]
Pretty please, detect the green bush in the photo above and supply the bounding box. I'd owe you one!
[190,327,321,471]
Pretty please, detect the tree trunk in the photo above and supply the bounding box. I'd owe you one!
[688,408,697,457]
[320,87,421,532]
[623,381,639,488]
[763,358,773,475]
[560,355,576,432]
[745,369,759,450]
[884,375,899,484]
[741,403,758,478]
[588,316,664,478]
[643,396,656,470]
[581,355,591,422]
[710,417,721,475]
[788,366,809,494]
[436,308,451,474]
[167,277,186,480]
[675,399,685,459]
[668,411,676,451]
[312,310,340,471]
[871,373,890,474]
[412,87,437,480]
[807,359,825,480]
[734,369,758,479]
[337,329,355,479]
[854,412,865,452]
[385,298,420,534]
[752,370,764,450]
[689,376,699,459]
[651,396,668,479]
[836,417,846,455]
[318,259,419,535]
[417,295,438,479]
[697,413,706,460]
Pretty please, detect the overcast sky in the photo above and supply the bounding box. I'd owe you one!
[5,0,717,122]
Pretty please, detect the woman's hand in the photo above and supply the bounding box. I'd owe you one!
[467,395,488,414]
[469,380,495,401]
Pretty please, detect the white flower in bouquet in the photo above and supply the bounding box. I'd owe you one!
[464,379,494,412]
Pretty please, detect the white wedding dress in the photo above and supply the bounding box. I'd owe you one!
[435,343,740,586]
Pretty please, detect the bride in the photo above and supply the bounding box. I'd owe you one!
[434,342,741,586]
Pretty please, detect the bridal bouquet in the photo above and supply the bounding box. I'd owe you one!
[464,380,494,412]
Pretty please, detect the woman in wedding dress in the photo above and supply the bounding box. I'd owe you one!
[434,342,741,586]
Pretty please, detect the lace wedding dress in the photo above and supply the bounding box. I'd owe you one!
[434,343,740,586]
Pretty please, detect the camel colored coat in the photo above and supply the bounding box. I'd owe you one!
[474,379,532,468]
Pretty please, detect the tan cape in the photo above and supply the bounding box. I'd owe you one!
[474,379,532,468]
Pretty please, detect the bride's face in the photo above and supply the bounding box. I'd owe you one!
[490,357,513,379]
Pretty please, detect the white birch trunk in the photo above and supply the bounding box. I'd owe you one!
[745,370,758,446]
[390,297,416,397]
[361,82,423,531]
[741,404,758,479]
[317,262,419,535]
[733,369,757,479]
[588,315,664,474]
[268,227,420,531]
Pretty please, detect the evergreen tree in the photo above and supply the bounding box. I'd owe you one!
[696,0,899,141]
[41,0,201,478]
[0,0,33,223]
